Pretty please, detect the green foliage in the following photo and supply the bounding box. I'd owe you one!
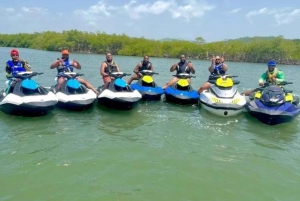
[0,30,299,64]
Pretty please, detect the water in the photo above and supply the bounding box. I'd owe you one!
[1,47,300,201]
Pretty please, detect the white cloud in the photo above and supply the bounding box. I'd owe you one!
[229,8,241,14]
[275,9,300,25]
[6,8,15,12]
[22,7,47,14]
[123,0,214,20]
[246,7,300,25]
[73,1,116,22]
[169,0,214,20]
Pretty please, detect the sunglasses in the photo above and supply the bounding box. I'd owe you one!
[11,54,19,56]
[216,59,220,60]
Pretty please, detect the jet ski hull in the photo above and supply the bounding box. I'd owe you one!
[164,87,199,105]
[97,86,141,110]
[0,91,58,116]
[245,100,300,125]
[199,101,245,117]
[131,83,163,101]
[199,90,246,117]
[51,81,97,111]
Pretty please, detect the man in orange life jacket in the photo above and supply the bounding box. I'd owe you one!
[127,55,154,84]
[50,49,99,94]
[100,53,121,90]
[5,49,32,88]
[162,54,195,89]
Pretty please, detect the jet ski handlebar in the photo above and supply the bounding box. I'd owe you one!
[138,70,159,75]
[173,74,196,79]
[108,72,131,78]
[60,72,84,78]
[263,81,293,87]
[13,72,44,79]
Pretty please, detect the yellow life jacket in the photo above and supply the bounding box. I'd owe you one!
[266,68,278,82]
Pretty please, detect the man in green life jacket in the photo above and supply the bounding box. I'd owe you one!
[242,60,285,96]
[258,60,285,86]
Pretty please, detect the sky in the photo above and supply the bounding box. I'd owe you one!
[0,0,299,42]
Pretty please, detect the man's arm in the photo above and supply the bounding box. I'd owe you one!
[71,60,81,69]
[100,62,108,77]
[259,72,267,85]
[133,63,141,73]
[276,71,285,82]
[188,62,195,74]
[170,63,177,72]
[222,63,228,72]
[50,60,60,69]
[208,57,215,73]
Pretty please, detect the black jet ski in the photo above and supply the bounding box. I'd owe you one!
[97,72,142,110]
[130,70,164,101]
[0,72,58,116]
[50,72,97,111]
[245,81,300,125]
[164,73,199,104]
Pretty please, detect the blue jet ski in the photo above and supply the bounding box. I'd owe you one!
[164,73,199,105]
[97,72,142,110]
[245,81,300,125]
[131,70,164,101]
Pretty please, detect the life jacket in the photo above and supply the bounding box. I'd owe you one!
[266,68,278,82]
[57,59,73,73]
[6,60,25,76]
[211,63,225,76]
[139,61,152,71]
[104,61,118,73]
[176,61,190,74]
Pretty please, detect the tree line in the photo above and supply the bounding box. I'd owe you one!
[0,30,299,65]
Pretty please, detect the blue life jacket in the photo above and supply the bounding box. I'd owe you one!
[210,63,225,77]
[57,59,73,73]
[6,60,25,76]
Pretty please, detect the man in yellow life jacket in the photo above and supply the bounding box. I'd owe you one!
[258,60,285,86]
[242,60,285,96]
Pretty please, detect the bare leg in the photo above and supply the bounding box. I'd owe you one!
[197,82,211,94]
[127,74,140,84]
[241,89,255,96]
[162,77,179,89]
[77,77,99,94]
[56,77,65,91]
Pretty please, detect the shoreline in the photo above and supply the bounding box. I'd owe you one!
[2,47,300,66]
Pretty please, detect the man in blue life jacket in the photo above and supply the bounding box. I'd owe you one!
[127,55,154,84]
[5,49,32,89]
[50,49,99,94]
[242,60,285,96]
[162,54,195,89]
[197,55,228,94]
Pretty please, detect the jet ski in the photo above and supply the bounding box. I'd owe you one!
[0,72,58,116]
[50,72,97,110]
[130,70,164,101]
[199,75,246,117]
[164,73,199,104]
[97,72,142,110]
[245,81,300,125]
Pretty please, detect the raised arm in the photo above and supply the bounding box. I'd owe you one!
[188,62,195,74]
[71,59,81,69]
[208,57,215,73]
[170,63,177,72]
[133,62,141,73]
